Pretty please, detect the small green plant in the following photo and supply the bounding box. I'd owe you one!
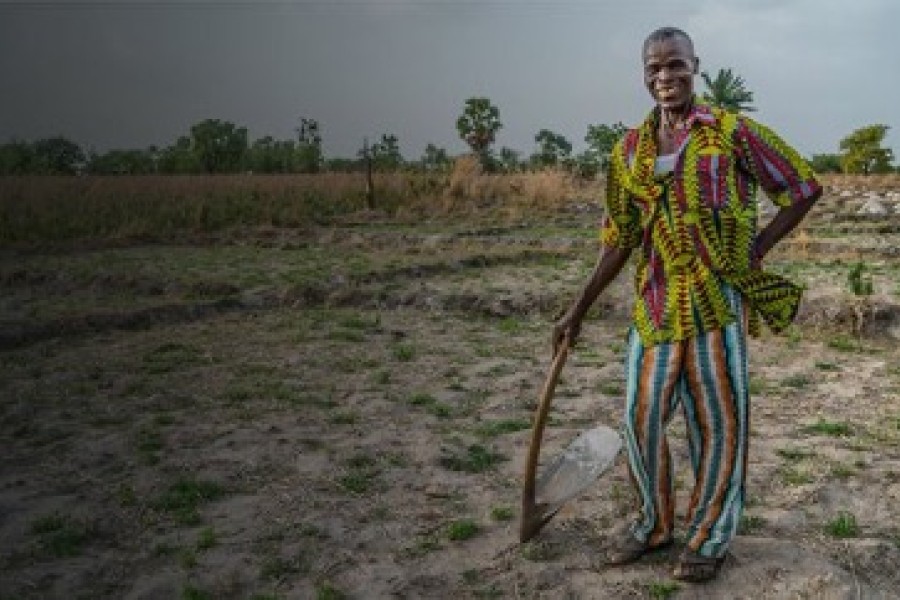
[827,335,857,352]
[738,514,766,534]
[475,419,530,438]
[648,581,680,599]
[780,466,813,486]
[153,478,225,525]
[392,344,415,362]
[825,511,859,538]
[519,540,559,561]
[182,585,212,600]
[328,411,358,425]
[439,444,506,473]
[315,581,346,600]
[490,506,514,521]
[815,361,840,371]
[776,447,815,461]
[803,419,853,437]
[446,519,480,541]
[196,526,217,550]
[781,374,811,389]
[597,381,623,396]
[29,513,92,557]
[848,262,874,296]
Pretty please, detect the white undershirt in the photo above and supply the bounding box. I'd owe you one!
[655,153,677,175]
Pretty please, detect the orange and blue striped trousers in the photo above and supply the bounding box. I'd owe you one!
[622,284,749,559]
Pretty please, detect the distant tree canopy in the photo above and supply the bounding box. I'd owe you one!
[839,124,894,175]
[809,153,842,174]
[701,68,755,113]
[531,129,572,168]
[456,97,502,168]
[584,122,626,171]
[0,137,86,174]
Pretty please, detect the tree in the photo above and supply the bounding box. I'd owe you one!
[456,97,502,167]
[498,147,521,173]
[531,129,572,168]
[189,119,248,173]
[363,133,403,171]
[31,136,85,174]
[808,153,842,174]
[839,125,894,174]
[86,148,156,174]
[420,143,451,173]
[158,136,200,174]
[297,117,323,173]
[0,140,35,174]
[585,122,627,171]
[701,68,755,112]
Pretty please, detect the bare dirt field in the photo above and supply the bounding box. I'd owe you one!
[2,180,900,599]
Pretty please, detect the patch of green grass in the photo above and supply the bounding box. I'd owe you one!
[825,511,859,538]
[827,335,858,352]
[475,419,530,438]
[815,361,840,371]
[196,526,217,550]
[748,377,767,395]
[519,540,559,561]
[803,419,853,437]
[182,585,212,600]
[328,328,365,343]
[408,392,453,418]
[260,554,310,580]
[392,344,415,362]
[439,444,506,473]
[597,381,623,396]
[648,581,680,599]
[490,506,515,521]
[328,411,358,425]
[315,581,346,600]
[338,470,378,494]
[153,478,225,525]
[29,513,93,557]
[738,514,766,534]
[372,369,392,385]
[830,463,856,479]
[446,519,480,541]
[497,317,522,333]
[781,374,812,389]
[780,466,813,486]
[776,447,816,462]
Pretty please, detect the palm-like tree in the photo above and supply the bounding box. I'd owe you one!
[701,68,755,113]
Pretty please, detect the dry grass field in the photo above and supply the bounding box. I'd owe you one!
[1,170,900,599]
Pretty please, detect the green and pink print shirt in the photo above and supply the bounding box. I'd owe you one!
[601,98,821,346]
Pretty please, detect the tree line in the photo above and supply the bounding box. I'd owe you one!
[0,68,894,176]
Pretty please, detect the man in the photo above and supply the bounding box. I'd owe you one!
[553,27,821,582]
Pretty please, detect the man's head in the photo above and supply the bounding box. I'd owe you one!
[642,27,699,114]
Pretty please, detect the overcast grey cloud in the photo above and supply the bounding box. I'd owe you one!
[0,0,897,161]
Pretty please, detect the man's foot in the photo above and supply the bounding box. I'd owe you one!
[606,534,673,566]
[672,549,726,582]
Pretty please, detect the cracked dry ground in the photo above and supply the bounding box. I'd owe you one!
[2,220,900,599]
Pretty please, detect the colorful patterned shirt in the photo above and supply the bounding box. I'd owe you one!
[601,98,822,345]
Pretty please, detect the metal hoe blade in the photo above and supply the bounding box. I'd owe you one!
[520,342,622,543]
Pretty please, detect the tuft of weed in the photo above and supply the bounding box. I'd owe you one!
[781,374,812,389]
[446,519,480,541]
[29,513,93,557]
[738,514,766,534]
[648,581,680,599]
[439,444,506,473]
[776,447,815,462]
[803,419,853,437]
[475,419,530,438]
[392,344,415,362]
[490,506,515,521]
[153,478,225,525]
[825,511,859,538]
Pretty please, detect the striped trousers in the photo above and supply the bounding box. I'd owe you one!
[622,285,749,559]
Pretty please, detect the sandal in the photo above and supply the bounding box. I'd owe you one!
[606,534,673,566]
[672,549,726,582]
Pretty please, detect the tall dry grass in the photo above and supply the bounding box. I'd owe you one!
[0,158,603,244]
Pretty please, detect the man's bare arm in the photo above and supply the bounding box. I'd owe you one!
[554,245,632,352]
[754,189,823,264]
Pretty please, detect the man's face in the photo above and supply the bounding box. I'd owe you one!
[643,36,697,112]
